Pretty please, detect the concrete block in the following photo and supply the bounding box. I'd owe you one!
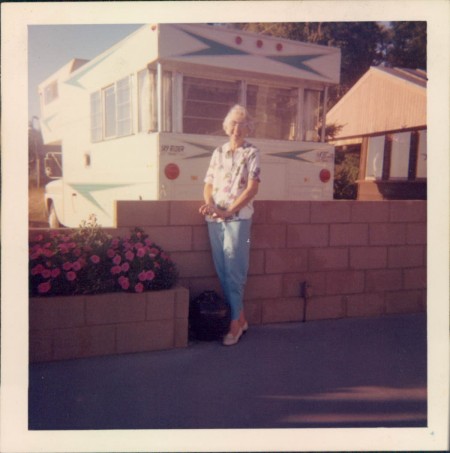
[265,201,311,224]
[350,247,387,270]
[29,296,85,330]
[265,249,308,273]
[262,298,304,323]
[369,223,407,246]
[252,201,267,224]
[406,223,427,245]
[330,224,369,246]
[252,224,286,248]
[116,320,174,353]
[142,226,193,252]
[287,224,329,248]
[385,290,425,314]
[53,325,116,360]
[249,250,265,275]
[403,267,427,290]
[192,225,210,251]
[243,298,263,325]
[326,270,365,295]
[282,272,327,298]
[351,202,389,223]
[175,287,189,319]
[305,295,345,321]
[115,201,170,227]
[174,318,189,348]
[389,201,427,223]
[29,329,53,363]
[146,293,175,321]
[366,269,403,292]
[171,251,217,278]
[346,293,385,317]
[170,201,205,226]
[85,292,146,325]
[246,274,283,300]
[388,245,425,268]
[311,201,351,223]
[309,247,348,271]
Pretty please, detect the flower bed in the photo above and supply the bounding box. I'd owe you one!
[29,217,178,297]
[29,217,188,362]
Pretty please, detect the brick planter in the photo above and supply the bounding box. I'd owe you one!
[29,286,189,363]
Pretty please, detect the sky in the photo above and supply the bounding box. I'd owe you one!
[28,24,143,123]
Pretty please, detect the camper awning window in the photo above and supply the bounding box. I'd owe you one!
[247,84,298,141]
[183,76,239,136]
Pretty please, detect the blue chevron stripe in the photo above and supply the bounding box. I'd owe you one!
[69,183,133,216]
[181,30,248,57]
[268,149,316,163]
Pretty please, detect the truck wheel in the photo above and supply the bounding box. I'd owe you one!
[48,203,61,228]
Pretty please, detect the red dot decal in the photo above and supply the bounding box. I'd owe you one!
[319,169,331,183]
[165,163,180,180]
[256,40,263,48]
[235,36,242,45]
[276,43,283,51]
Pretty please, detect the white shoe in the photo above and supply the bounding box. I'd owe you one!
[223,328,243,346]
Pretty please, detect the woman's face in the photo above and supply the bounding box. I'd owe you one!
[228,113,249,145]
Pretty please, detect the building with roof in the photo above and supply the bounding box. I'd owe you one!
[327,65,427,200]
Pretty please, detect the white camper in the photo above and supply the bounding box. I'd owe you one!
[39,24,341,227]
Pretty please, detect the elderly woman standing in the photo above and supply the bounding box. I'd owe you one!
[199,105,261,346]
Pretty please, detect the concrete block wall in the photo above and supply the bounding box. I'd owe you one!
[29,287,189,362]
[115,200,427,325]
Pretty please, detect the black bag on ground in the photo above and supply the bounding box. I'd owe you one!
[189,290,231,341]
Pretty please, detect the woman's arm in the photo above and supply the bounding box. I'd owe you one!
[217,178,259,219]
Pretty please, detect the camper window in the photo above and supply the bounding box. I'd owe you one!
[90,92,102,143]
[138,68,157,133]
[247,84,298,140]
[303,89,322,142]
[183,76,239,135]
[90,76,132,141]
[366,135,385,180]
[44,81,58,105]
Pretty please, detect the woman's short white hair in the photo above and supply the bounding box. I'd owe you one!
[223,104,254,135]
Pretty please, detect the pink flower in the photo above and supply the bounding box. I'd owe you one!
[145,270,155,281]
[134,242,144,250]
[62,262,72,271]
[72,260,82,271]
[38,281,51,294]
[59,243,70,254]
[138,271,147,281]
[118,276,130,290]
[111,266,122,275]
[31,264,44,276]
[111,238,120,248]
[134,282,144,293]
[43,249,55,258]
[121,262,130,272]
[51,268,61,278]
[150,248,159,257]
[41,269,52,279]
[107,248,115,258]
[125,250,135,261]
[66,271,77,281]
[90,255,100,264]
[136,248,146,258]
[34,234,44,242]
[113,254,122,265]
[73,248,82,257]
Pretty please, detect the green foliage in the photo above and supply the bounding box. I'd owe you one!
[334,149,360,200]
[385,22,427,70]
[29,219,179,297]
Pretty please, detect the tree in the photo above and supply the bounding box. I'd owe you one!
[385,22,427,70]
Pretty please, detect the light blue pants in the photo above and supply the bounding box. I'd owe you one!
[207,219,252,320]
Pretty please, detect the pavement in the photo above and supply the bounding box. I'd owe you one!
[29,312,427,430]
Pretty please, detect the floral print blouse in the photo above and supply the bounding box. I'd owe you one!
[204,140,261,222]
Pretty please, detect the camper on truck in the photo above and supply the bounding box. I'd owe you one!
[39,23,341,228]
